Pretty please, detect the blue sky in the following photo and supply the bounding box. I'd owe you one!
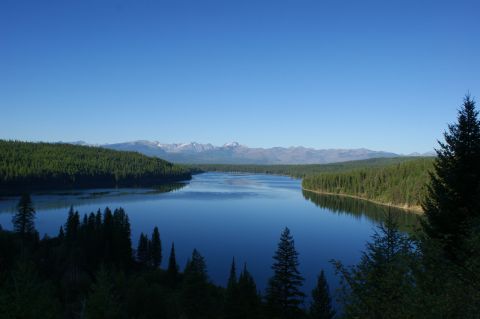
[0,0,479,154]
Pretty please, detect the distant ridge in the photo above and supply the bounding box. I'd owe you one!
[99,140,412,164]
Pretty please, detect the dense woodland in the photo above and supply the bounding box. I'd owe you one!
[302,158,434,210]
[192,157,425,178]
[0,140,191,193]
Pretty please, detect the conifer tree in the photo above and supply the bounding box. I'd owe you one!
[310,270,335,319]
[65,207,80,243]
[422,95,480,259]
[58,226,65,240]
[150,226,162,268]
[167,242,179,282]
[333,213,416,318]
[237,263,261,319]
[12,194,36,240]
[266,227,305,319]
[181,249,212,319]
[136,233,150,265]
[224,257,239,319]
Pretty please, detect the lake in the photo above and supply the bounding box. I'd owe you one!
[0,172,418,301]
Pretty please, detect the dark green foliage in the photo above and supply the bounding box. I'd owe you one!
[0,262,60,319]
[309,270,335,319]
[332,213,417,319]
[303,158,433,209]
[413,96,480,318]
[181,249,216,319]
[237,264,262,319]
[192,157,423,178]
[224,258,239,319]
[167,242,179,284]
[137,233,150,266]
[12,193,36,240]
[150,226,162,268]
[266,227,305,319]
[0,140,191,193]
[85,267,122,319]
[422,95,480,258]
[65,206,80,243]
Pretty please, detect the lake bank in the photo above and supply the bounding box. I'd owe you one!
[302,188,423,214]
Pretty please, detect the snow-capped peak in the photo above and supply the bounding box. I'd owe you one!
[223,141,240,148]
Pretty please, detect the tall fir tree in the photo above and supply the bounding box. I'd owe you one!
[181,249,213,319]
[58,226,65,240]
[422,95,480,259]
[65,207,80,244]
[224,257,239,319]
[266,227,305,319]
[332,213,416,319]
[310,270,335,319]
[12,194,36,240]
[150,226,162,268]
[237,263,261,319]
[136,233,150,266]
[167,242,179,283]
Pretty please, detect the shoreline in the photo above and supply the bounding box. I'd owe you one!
[302,188,423,214]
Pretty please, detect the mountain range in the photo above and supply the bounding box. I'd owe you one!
[86,140,433,165]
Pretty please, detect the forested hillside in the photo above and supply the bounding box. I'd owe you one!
[194,157,434,211]
[0,140,191,192]
[192,157,424,178]
[302,157,434,210]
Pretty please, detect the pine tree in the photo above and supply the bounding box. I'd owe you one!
[310,270,335,319]
[237,263,261,319]
[422,95,480,259]
[224,257,239,319]
[12,194,36,240]
[266,227,305,319]
[227,257,237,288]
[332,213,416,318]
[58,226,65,240]
[181,249,212,319]
[136,233,150,266]
[65,206,80,243]
[150,226,162,268]
[167,242,179,283]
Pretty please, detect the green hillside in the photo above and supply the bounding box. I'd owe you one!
[191,157,424,178]
[302,157,434,210]
[194,157,434,211]
[0,140,191,193]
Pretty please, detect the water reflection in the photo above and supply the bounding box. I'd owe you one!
[302,190,420,233]
[0,182,186,213]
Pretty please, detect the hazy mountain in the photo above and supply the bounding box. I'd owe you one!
[101,141,400,164]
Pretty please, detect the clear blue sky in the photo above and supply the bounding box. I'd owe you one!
[1,0,479,154]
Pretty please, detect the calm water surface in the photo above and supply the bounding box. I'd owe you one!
[0,172,418,299]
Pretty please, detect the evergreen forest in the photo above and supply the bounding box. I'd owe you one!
[0,140,191,193]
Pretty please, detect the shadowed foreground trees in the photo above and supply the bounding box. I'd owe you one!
[333,213,417,319]
[332,95,480,318]
[422,95,480,258]
[0,199,313,319]
[266,227,305,319]
[310,270,335,319]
